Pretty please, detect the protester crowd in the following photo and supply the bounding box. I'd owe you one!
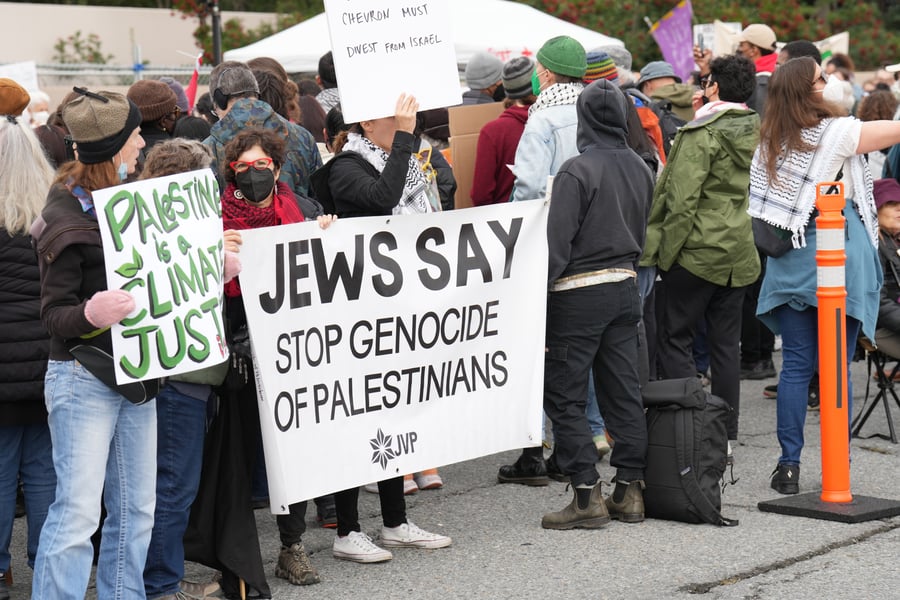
[4,20,900,600]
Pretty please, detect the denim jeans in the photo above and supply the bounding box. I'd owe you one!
[32,360,156,600]
[144,383,208,598]
[585,375,606,437]
[775,306,859,465]
[0,423,55,571]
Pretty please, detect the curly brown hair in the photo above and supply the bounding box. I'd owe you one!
[140,139,212,179]
[222,127,285,183]
[857,90,899,123]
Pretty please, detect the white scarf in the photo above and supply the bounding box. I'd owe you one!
[529,82,584,117]
[748,117,878,249]
[342,132,437,215]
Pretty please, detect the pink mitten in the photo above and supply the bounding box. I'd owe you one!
[84,289,136,328]
[224,250,242,283]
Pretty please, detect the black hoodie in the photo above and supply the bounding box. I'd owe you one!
[547,80,655,286]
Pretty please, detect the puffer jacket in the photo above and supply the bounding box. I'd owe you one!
[641,107,761,287]
[0,228,50,425]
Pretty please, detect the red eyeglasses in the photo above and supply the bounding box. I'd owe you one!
[229,157,274,173]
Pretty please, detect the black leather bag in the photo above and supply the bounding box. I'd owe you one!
[752,167,843,258]
[751,218,793,258]
[68,342,160,405]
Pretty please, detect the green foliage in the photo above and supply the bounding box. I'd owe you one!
[53,30,115,64]
[519,0,900,71]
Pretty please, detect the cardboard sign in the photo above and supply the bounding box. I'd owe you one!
[237,202,548,512]
[448,102,505,210]
[323,0,461,122]
[92,168,229,384]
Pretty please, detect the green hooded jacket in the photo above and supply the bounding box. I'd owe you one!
[641,107,761,288]
[649,82,697,122]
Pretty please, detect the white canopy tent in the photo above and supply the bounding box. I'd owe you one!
[224,0,622,73]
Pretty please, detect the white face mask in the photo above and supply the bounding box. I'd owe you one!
[31,110,50,126]
[822,75,845,104]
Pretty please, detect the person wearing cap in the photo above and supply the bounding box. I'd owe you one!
[0,78,56,600]
[747,57,900,494]
[158,76,191,115]
[539,79,654,530]
[462,51,505,105]
[636,60,695,122]
[509,35,586,204]
[499,36,586,484]
[30,87,153,599]
[204,60,322,219]
[697,23,778,118]
[873,178,900,358]
[127,79,180,155]
[642,55,761,463]
[471,56,536,206]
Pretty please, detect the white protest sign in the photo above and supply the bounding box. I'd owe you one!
[238,201,548,513]
[323,0,461,123]
[92,168,229,384]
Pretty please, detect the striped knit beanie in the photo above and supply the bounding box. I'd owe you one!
[584,51,618,85]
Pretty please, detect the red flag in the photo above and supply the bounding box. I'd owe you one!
[185,53,203,112]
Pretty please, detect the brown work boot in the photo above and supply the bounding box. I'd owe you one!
[275,542,320,585]
[605,479,645,523]
[540,482,610,530]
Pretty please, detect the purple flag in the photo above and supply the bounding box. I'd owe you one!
[649,0,694,82]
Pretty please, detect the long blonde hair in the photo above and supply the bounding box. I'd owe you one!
[0,116,55,234]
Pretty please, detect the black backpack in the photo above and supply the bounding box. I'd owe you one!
[648,99,686,157]
[642,377,738,526]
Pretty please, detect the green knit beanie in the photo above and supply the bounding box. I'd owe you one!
[537,36,587,79]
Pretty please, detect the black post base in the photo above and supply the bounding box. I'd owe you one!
[758,493,900,523]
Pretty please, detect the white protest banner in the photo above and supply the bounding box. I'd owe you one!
[92,168,229,384]
[238,201,548,513]
[323,0,461,123]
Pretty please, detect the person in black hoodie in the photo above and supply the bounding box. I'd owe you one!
[540,79,654,530]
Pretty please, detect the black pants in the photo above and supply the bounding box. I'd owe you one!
[741,257,774,363]
[543,279,647,486]
[334,476,405,537]
[657,264,746,439]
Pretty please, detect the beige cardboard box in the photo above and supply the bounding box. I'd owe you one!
[448,102,505,210]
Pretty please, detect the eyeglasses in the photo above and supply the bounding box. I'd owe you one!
[230,157,274,173]
[702,77,715,89]
[816,72,829,85]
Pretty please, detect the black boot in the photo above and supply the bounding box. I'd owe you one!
[497,448,549,486]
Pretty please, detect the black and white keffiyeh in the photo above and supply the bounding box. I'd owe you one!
[748,117,878,249]
[342,132,437,215]
[528,82,584,117]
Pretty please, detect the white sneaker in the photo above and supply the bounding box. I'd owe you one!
[403,475,419,495]
[332,530,393,563]
[363,482,378,494]
[413,472,443,490]
[380,521,452,549]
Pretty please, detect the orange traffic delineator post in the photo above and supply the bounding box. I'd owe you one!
[813,183,852,503]
[758,181,900,522]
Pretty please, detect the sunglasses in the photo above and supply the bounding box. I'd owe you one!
[230,157,274,173]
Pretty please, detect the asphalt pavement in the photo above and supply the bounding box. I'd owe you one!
[8,351,900,600]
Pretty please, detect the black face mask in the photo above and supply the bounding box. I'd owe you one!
[235,168,276,203]
[492,84,507,102]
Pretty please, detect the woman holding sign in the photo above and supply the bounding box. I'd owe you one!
[214,127,336,595]
[310,94,452,563]
[30,88,154,599]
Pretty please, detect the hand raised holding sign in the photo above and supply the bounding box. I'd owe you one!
[395,93,420,134]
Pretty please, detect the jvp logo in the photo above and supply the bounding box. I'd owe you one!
[369,428,418,470]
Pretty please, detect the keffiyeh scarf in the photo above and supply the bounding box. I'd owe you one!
[342,132,437,215]
[748,117,878,249]
[529,82,584,117]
